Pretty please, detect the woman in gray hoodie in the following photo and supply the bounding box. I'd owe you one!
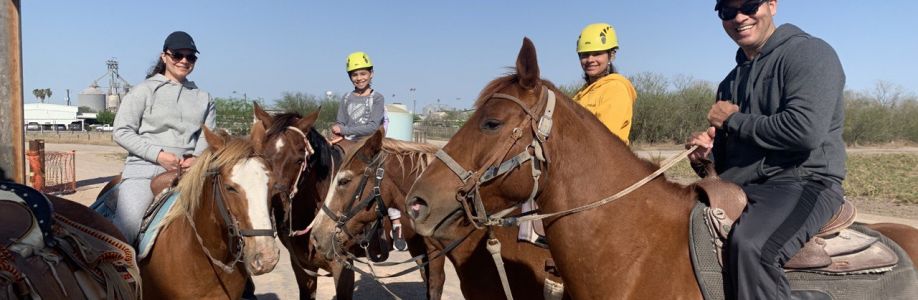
[111,31,216,245]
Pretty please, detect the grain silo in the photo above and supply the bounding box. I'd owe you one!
[78,83,105,112]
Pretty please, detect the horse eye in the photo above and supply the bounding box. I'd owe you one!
[337,177,351,186]
[226,185,238,193]
[481,119,503,131]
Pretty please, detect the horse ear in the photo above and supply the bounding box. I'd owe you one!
[203,126,225,151]
[361,128,385,157]
[253,102,274,128]
[516,37,540,90]
[249,120,267,153]
[296,107,321,132]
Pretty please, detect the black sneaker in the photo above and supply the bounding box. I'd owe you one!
[391,225,408,251]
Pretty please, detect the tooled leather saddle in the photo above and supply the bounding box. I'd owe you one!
[693,174,898,274]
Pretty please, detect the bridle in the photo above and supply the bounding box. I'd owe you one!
[321,151,390,258]
[270,126,315,237]
[434,86,557,229]
[185,162,277,274]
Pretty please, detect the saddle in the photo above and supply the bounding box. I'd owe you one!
[694,177,898,274]
[1,182,140,299]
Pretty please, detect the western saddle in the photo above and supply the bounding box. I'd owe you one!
[694,175,899,274]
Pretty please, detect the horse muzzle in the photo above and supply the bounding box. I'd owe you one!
[243,236,280,275]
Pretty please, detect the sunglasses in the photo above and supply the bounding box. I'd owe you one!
[165,51,198,63]
[717,0,766,21]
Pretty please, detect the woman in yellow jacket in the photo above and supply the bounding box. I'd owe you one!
[572,23,638,144]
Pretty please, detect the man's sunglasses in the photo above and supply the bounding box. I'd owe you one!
[165,51,198,63]
[717,0,766,21]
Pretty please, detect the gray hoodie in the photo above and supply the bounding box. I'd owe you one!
[713,24,846,185]
[113,73,216,163]
[335,90,385,140]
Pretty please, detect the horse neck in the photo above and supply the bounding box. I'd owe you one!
[382,152,422,207]
[535,100,698,294]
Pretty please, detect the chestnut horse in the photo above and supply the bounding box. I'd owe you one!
[252,105,359,300]
[312,129,564,300]
[407,38,918,299]
[141,127,280,299]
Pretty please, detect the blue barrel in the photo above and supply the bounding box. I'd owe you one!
[385,104,413,141]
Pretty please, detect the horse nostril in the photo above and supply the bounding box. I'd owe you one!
[408,197,428,220]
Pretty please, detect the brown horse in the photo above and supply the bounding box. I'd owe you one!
[312,129,564,300]
[141,127,280,299]
[252,105,358,300]
[310,129,448,299]
[406,38,918,299]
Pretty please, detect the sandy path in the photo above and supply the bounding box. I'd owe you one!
[43,143,918,299]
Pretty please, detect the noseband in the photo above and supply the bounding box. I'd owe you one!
[434,86,556,228]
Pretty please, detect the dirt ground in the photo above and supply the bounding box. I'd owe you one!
[40,142,918,299]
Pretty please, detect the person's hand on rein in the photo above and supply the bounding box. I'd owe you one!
[686,126,716,162]
[156,151,181,171]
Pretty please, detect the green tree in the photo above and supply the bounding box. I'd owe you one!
[44,88,52,102]
[274,91,340,130]
[32,89,46,103]
[78,106,96,113]
[214,97,254,135]
[96,110,115,125]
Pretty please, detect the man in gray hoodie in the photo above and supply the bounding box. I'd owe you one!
[687,0,846,298]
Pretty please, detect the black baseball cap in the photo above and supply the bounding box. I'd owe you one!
[162,31,199,53]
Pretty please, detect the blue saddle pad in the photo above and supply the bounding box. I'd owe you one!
[136,192,179,261]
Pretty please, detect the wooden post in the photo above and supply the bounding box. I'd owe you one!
[0,0,25,183]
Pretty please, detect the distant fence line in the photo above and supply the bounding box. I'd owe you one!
[26,131,116,146]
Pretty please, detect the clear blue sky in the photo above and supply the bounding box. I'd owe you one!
[21,1,918,111]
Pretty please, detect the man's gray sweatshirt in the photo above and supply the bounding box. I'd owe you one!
[113,73,216,163]
[714,24,847,185]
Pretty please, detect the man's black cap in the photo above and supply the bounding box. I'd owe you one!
[162,31,199,53]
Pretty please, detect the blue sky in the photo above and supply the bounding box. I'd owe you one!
[21,1,918,111]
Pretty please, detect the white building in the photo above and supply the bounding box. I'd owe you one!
[24,103,80,129]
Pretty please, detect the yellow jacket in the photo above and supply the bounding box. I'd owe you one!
[572,74,637,144]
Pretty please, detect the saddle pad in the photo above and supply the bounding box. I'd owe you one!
[137,192,180,261]
[688,202,918,300]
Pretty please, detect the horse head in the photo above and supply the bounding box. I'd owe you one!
[407,37,563,240]
[163,126,280,275]
[253,103,321,205]
[311,129,391,260]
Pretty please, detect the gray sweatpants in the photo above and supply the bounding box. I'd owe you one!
[112,157,166,245]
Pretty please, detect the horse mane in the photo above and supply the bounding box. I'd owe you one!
[265,112,301,137]
[163,130,257,226]
[307,127,336,181]
[381,138,439,178]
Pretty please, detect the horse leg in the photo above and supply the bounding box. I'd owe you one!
[407,236,445,300]
[331,259,355,300]
[867,222,918,267]
[290,262,319,300]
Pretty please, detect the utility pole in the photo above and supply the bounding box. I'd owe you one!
[409,88,416,114]
[0,0,25,183]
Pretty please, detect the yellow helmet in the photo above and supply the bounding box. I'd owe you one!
[576,23,618,53]
[346,51,374,72]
